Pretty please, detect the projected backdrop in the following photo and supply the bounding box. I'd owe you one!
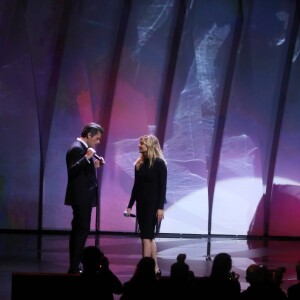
[0,0,300,237]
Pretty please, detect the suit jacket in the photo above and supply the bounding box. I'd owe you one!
[64,140,98,207]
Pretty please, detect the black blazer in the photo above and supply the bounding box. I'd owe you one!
[64,140,98,207]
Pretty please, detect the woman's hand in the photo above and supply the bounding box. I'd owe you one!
[156,209,164,222]
[124,208,132,217]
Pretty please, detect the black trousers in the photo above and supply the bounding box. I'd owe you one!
[69,204,93,272]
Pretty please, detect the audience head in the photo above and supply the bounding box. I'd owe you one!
[245,264,265,284]
[210,252,233,279]
[267,266,286,286]
[246,263,286,287]
[170,253,190,281]
[81,245,108,272]
[133,257,156,280]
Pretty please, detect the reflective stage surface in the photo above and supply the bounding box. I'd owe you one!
[1,233,299,299]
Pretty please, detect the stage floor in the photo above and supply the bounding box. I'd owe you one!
[1,232,299,299]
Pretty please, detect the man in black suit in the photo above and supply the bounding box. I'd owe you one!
[65,122,105,274]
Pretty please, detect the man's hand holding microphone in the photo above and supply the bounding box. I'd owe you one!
[85,147,105,168]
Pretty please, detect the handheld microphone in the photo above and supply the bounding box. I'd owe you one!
[123,210,136,217]
[93,153,105,163]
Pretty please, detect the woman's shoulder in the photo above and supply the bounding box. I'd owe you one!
[153,158,167,171]
[154,157,167,165]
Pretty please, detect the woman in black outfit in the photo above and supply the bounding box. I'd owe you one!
[125,134,167,276]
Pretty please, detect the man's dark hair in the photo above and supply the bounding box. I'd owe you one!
[81,122,104,138]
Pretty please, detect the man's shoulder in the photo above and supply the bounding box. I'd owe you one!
[67,140,85,152]
[70,139,84,148]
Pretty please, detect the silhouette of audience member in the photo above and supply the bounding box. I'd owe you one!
[79,245,123,300]
[268,266,286,287]
[198,252,241,299]
[266,265,287,299]
[170,253,195,281]
[120,257,161,300]
[160,253,196,299]
[287,261,300,299]
[240,263,287,299]
[240,263,267,299]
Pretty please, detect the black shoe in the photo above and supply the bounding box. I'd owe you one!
[155,269,161,279]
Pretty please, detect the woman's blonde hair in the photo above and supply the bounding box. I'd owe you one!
[135,134,166,170]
